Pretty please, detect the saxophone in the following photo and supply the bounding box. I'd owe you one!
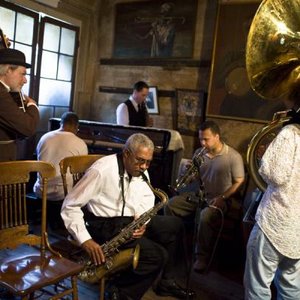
[78,179,168,283]
[173,147,206,192]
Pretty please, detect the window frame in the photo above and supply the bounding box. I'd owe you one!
[35,16,80,110]
[0,0,39,97]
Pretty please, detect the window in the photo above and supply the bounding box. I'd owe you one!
[36,17,79,135]
[0,1,38,95]
[0,1,79,137]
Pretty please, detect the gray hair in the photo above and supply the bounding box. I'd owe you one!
[0,64,20,75]
[124,133,154,153]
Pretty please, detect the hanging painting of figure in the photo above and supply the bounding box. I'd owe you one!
[114,0,197,58]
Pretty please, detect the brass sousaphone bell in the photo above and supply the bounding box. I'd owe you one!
[246,0,299,191]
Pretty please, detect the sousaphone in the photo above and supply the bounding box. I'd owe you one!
[246,0,299,191]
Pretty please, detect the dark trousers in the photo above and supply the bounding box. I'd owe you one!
[86,214,184,300]
[47,200,65,230]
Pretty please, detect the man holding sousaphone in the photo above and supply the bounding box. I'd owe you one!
[244,83,300,299]
[243,0,300,298]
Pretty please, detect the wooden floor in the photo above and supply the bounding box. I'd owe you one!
[0,224,245,300]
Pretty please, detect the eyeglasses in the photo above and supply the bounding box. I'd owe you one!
[129,150,152,166]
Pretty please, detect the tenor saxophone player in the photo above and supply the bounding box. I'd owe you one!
[0,48,39,161]
[165,120,245,273]
[61,133,195,300]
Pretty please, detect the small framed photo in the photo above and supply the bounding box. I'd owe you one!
[176,89,206,136]
[146,86,159,114]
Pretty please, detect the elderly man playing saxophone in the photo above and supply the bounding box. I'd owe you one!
[61,133,195,300]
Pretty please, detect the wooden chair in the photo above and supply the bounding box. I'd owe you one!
[0,160,84,300]
[59,154,108,299]
[59,154,104,196]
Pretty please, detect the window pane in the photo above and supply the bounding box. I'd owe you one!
[61,27,75,55]
[41,51,58,78]
[39,78,71,106]
[16,13,34,45]
[0,7,15,39]
[37,105,54,132]
[55,107,69,118]
[58,54,73,81]
[43,23,60,52]
[14,43,32,67]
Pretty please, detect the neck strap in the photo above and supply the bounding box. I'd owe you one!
[117,152,126,216]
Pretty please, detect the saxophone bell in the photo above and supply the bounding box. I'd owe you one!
[78,245,140,284]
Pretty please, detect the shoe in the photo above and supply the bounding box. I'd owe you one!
[104,286,132,300]
[193,258,208,273]
[110,290,120,300]
[154,279,196,299]
[105,286,131,300]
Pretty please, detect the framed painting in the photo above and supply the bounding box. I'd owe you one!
[113,0,197,58]
[176,89,206,136]
[206,1,285,122]
[146,86,159,114]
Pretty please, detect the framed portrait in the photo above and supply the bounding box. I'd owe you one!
[146,87,159,114]
[113,0,197,59]
[206,1,285,122]
[176,89,206,136]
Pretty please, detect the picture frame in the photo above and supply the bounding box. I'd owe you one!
[146,86,159,114]
[175,89,206,136]
[206,1,285,122]
[113,0,197,59]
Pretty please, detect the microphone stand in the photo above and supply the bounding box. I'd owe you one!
[184,166,207,299]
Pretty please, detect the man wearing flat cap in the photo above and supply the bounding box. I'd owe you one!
[0,48,39,161]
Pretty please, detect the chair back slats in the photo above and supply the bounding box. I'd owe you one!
[73,172,84,186]
[0,183,27,229]
[0,161,84,300]
[0,161,55,250]
[59,155,103,196]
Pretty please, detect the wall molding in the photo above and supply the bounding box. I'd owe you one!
[99,86,175,98]
[99,58,210,69]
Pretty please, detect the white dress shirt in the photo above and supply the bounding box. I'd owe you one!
[61,154,155,245]
[116,96,139,125]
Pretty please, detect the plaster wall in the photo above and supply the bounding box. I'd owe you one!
[94,0,266,160]
[12,0,268,162]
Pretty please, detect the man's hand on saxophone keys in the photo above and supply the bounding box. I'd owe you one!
[132,224,146,239]
[82,239,106,266]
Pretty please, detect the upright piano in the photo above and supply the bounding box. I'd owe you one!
[49,119,184,193]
